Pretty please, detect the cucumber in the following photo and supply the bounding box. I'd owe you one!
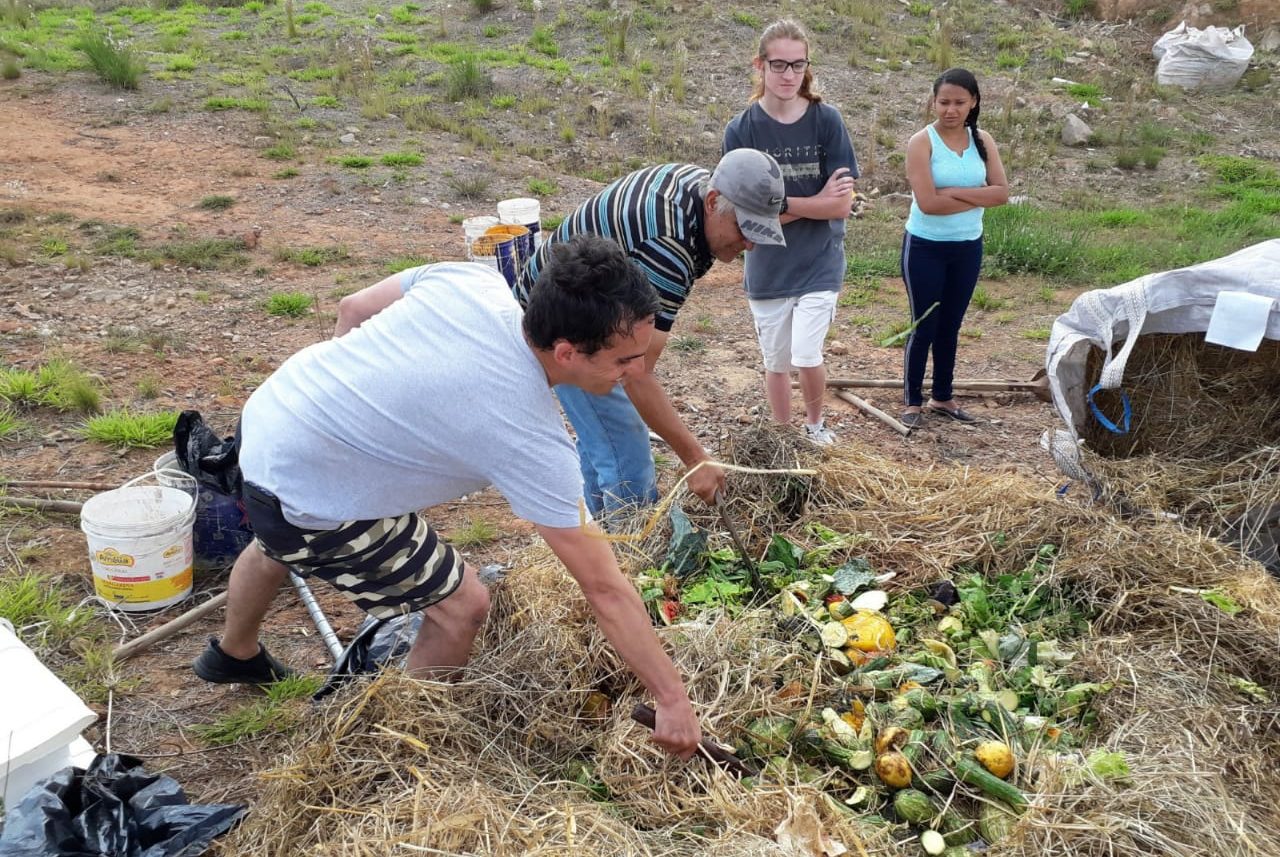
[953,756,1028,810]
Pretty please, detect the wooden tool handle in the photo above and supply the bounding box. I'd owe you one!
[629,703,758,778]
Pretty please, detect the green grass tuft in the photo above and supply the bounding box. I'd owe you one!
[83,409,179,448]
[264,291,314,316]
[191,673,323,745]
[445,53,490,101]
[0,406,19,438]
[274,246,349,267]
[526,177,557,197]
[380,151,423,167]
[198,194,236,210]
[0,573,93,649]
[76,28,144,90]
[448,518,499,547]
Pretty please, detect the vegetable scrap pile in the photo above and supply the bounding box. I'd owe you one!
[640,526,1122,854]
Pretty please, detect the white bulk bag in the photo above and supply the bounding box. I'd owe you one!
[1154,22,1254,89]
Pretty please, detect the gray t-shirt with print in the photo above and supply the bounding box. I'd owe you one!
[724,101,859,299]
[238,263,585,530]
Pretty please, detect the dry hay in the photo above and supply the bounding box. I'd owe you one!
[1077,335,1280,570]
[226,435,1280,857]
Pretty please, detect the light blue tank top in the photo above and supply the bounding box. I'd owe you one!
[905,125,987,242]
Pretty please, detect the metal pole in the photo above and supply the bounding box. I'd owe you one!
[289,572,344,660]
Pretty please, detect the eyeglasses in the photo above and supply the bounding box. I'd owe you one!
[765,58,810,74]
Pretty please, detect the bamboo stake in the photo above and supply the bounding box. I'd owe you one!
[834,390,912,437]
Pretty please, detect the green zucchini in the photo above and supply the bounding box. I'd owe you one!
[953,756,1028,810]
[913,766,955,795]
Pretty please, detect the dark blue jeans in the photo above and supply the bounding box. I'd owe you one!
[900,233,984,407]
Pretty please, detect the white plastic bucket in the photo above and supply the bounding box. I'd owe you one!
[80,472,197,612]
[462,215,499,260]
[498,197,542,248]
[0,619,98,804]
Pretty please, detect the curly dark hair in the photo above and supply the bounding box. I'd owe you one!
[522,234,660,355]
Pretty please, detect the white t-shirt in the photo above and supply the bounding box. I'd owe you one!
[238,263,585,530]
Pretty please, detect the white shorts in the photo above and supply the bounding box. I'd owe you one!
[748,291,839,372]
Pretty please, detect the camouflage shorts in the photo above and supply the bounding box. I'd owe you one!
[241,482,462,619]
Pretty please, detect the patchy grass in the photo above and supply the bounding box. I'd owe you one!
[0,406,19,438]
[198,194,236,210]
[0,573,94,650]
[2,359,103,414]
[264,291,314,316]
[336,155,373,168]
[1021,326,1052,341]
[82,409,179,448]
[151,237,249,270]
[382,255,433,273]
[380,151,423,167]
[668,335,706,353]
[971,286,1007,311]
[263,143,296,160]
[526,177,557,197]
[445,53,490,101]
[449,517,499,547]
[191,674,324,746]
[275,246,349,267]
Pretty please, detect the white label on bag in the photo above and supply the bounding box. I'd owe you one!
[1204,290,1276,351]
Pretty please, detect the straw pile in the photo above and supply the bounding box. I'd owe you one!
[1079,334,1280,572]
[224,430,1280,857]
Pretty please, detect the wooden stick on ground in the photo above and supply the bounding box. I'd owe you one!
[1,479,117,491]
[796,375,1052,402]
[111,592,229,663]
[1,497,86,513]
[834,390,912,437]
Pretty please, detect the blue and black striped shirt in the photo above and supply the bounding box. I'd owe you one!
[515,164,715,332]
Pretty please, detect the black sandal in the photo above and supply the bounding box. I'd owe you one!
[900,410,925,429]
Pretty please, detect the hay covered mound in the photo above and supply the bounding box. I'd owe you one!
[1081,335,1280,570]
[226,431,1280,857]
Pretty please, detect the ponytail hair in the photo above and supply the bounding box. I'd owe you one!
[749,19,822,105]
[933,67,987,162]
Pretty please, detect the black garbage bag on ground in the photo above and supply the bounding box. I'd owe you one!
[314,613,423,700]
[173,411,241,498]
[0,753,245,857]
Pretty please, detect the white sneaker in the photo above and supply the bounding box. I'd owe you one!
[805,423,838,446]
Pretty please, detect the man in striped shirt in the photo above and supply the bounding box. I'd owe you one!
[515,149,787,520]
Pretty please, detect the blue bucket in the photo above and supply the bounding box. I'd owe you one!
[471,232,522,289]
[154,452,254,571]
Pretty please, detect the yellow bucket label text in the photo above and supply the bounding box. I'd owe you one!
[95,547,136,568]
[94,567,193,605]
[163,544,183,559]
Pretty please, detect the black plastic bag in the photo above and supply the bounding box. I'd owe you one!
[173,411,242,498]
[314,613,422,700]
[0,753,245,857]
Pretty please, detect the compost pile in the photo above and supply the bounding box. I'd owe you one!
[1081,334,1280,573]
[225,427,1280,857]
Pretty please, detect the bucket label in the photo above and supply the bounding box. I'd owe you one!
[95,547,135,568]
[163,544,183,559]
[94,566,193,605]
